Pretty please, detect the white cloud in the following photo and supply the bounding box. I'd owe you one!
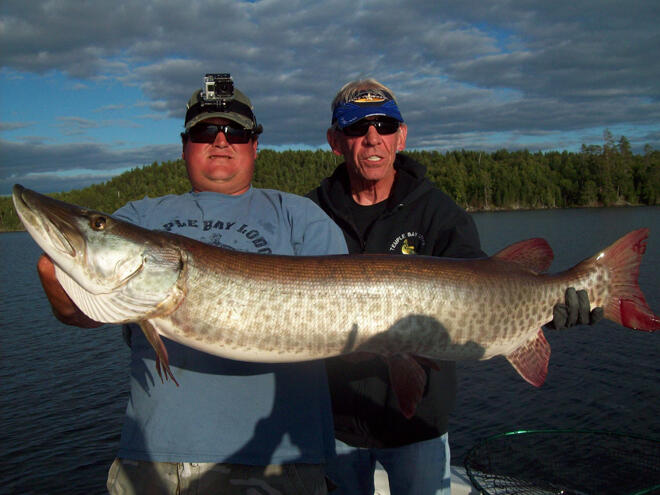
[1,0,659,194]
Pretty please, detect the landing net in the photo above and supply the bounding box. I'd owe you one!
[464,429,660,495]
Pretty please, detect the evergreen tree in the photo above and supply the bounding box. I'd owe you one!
[2,135,657,232]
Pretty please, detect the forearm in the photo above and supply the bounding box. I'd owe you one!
[37,254,103,328]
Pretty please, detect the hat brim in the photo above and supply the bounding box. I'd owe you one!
[185,111,255,131]
[333,100,404,129]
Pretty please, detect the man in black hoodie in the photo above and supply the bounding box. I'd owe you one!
[307,78,482,494]
[308,79,599,494]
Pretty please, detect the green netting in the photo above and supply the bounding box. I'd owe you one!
[464,429,660,495]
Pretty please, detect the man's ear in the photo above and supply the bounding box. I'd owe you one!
[181,133,188,159]
[397,123,408,152]
[327,128,343,156]
[251,138,258,159]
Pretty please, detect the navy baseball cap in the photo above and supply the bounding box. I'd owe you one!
[331,90,404,129]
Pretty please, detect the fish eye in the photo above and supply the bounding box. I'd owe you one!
[91,215,107,231]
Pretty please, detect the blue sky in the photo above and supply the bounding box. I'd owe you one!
[1,0,659,195]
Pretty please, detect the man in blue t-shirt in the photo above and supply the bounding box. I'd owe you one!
[37,74,347,494]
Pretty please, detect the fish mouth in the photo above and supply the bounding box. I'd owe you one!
[13,184,81,258]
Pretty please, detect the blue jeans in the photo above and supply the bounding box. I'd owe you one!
[326,434,451,495]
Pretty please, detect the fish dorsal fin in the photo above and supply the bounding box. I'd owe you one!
[55,265,170,323]
[493,238,554,273]
[506,329,551,387]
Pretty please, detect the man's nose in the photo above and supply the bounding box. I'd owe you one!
[213,130,230,146]
[363,124,382,144]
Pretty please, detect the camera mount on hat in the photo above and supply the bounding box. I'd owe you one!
[201,73,234,108]
[184,73,263,135]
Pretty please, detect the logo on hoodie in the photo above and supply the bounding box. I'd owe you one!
[389,232,426,255]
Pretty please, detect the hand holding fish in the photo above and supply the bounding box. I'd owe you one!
[547,287,604,329]
[37,254,103,329]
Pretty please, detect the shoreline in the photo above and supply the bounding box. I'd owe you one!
[464,198,650,212]
[3,202,656,234]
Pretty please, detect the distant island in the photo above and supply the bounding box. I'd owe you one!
[2,134,658,232]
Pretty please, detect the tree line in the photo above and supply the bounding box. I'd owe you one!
[1,133,658,232]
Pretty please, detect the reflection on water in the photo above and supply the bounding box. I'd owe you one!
[1,207,658,493]
[1,232,130,494]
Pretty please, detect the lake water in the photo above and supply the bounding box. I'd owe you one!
[1,207,658,494]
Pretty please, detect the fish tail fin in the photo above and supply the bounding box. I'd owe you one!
[594,228,659,331]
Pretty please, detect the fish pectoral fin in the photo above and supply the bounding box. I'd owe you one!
[386,353,428,419]
[139,320,179,386]
[54,265,171,323]
[506,328,551,387]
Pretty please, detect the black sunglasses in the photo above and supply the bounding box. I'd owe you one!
[341,119,400,137]
[188,123,254,144]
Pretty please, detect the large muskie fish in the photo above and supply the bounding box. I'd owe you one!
[13,185,659,417]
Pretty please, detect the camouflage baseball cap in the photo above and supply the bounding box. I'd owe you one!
[184,82,261,132]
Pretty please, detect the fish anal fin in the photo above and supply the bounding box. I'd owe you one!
[494,238,554,273]
[506,329,550,387]
[139,320,179,386]
[386,354,429,419]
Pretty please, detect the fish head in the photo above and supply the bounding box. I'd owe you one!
[13,184,150,291]
[12,185,185,322]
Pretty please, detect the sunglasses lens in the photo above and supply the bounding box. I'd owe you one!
[341,122,370,137]
[188,125,217,143]
[226,127,253,143]
[375,121,400,135]
[342,119,399,137]
[189,124,252,144]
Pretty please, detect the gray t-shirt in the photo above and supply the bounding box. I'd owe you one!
[114,188,347,464]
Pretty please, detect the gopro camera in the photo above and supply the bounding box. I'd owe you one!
[202,73,234,103]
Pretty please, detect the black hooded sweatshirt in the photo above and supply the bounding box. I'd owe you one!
[307,153,486,448]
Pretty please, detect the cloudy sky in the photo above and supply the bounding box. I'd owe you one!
[1,0,659,195]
